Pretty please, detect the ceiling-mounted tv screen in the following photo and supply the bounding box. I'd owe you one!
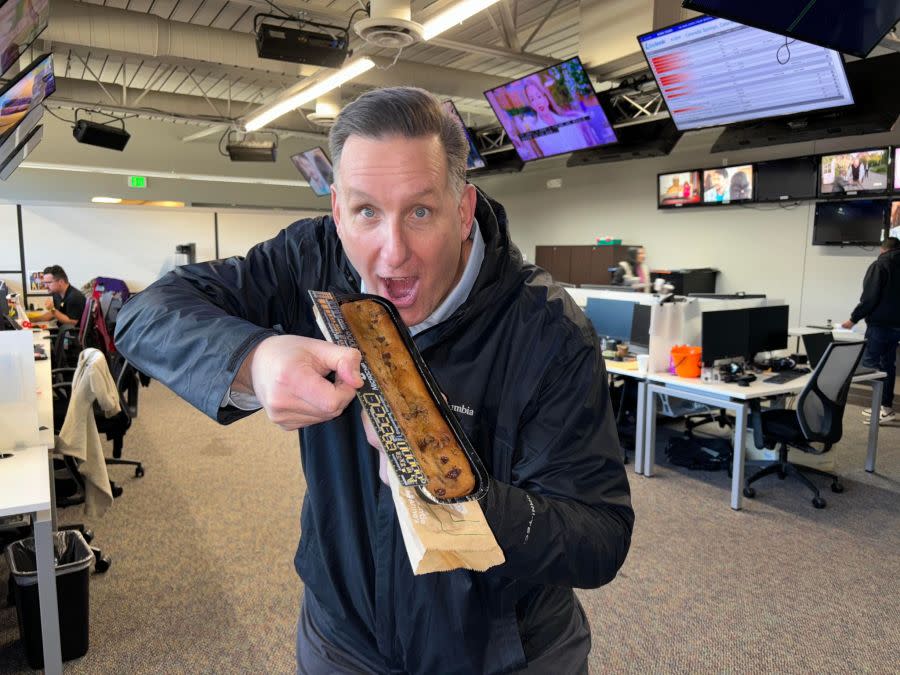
[756,156,818,202]
[682,0,900,59]
[638,16,854,132]
[818,148,888,197]
[702,164,754,204]
[813,200,886,246]
[895,148,900,192]
[0,0,49,77]
[290,147,333,197]
[658,170,702,208]
[441,100,486,171]
[0,53,54,148]
[891,201,900,237]
[484,57,617,162]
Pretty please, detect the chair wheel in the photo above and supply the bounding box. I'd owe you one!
[812,496,827,509]
[743,487,756,498]
[135,465,145,478]
[111,483,124,498]
[94,555,111,573]
[831,482,844,494]
[83,528,94,544]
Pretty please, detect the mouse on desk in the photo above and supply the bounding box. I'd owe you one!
[737,374,757,387]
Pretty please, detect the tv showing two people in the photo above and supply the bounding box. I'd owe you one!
[441,100,486,171]
[484,57,617,162]
[819,149,888,195]
[0,54,54,141]
[290,147,333,197]
[702,165,753,204]
[658,171,702,207]
[0,0,49,76]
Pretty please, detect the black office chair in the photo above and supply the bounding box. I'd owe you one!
[744,341,865,509]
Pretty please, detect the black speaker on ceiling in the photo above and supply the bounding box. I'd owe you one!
[73,120,131,151]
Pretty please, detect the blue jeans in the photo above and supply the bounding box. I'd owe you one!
[863,325,900,408]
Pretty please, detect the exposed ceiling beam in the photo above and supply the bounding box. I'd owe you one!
[428,37,558,66]
[498,1,522,51]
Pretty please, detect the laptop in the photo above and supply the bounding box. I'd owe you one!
[802,332,875,375]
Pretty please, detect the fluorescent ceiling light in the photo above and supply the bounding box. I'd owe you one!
[21,162,306,187]
[92,196,122,204]
[244,58,376,132]
[422,0,502,40]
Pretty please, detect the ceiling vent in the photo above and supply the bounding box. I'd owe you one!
[354,0,424,49]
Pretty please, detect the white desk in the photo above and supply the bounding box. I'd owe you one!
[642,370,885,510]
[604,360,649,474]
[33,330,54,448]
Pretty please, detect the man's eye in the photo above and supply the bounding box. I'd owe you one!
[360,207,375,218]
[413,207,430,218]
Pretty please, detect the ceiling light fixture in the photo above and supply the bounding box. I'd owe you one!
[244,57,376,132]
[91,196,122,204]
[421,0,502,40]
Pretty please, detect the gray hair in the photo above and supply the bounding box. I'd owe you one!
[329,87,468,195]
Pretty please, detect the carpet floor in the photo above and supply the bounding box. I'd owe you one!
[1,381,898,673]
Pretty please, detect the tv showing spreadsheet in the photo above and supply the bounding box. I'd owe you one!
[484,57,617,162]
[818,148,888,196]
[658,170,702,208]
[637,16,854,132]
[813,200,886,246]
[755,156,818,202]
[442,100,486,171]
[0,0,49,77]
[681,0,900,58]
[701,164,754,204]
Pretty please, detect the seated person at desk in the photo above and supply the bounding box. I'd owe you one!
[32,265,87,327]
[612,246,651,292]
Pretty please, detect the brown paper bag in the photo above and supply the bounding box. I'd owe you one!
[387,464,505,575]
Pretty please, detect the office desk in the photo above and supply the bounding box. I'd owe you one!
[33,330,54,448]
[642,370,885,510]
[604,360,648,474]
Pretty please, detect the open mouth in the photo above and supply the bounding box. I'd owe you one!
[379,276,419,308]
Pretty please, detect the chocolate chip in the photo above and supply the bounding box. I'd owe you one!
[446,467,461,479]
[434,488,446,497]
[439,455,449,464]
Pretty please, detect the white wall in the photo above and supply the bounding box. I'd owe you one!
[217,211,322,258]
[472,127,900,328]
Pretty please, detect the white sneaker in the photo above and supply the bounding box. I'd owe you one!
[862,407,895,423]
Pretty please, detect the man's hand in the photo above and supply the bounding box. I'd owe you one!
[240,335,363,431]
[841,320,855,329]
[44,299,53,310]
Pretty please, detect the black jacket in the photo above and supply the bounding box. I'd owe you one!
[851,248,900,327]
[114,191,633,673]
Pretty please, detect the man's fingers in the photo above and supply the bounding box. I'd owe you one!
[307,339,361,383]
[335,350,363,389]
[294,365,358,417]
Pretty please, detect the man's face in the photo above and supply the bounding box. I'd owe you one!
[42,274,63,294]
[332,134,476,326]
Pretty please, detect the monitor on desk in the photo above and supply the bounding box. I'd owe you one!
[748,305,789,356]
[630,304,652,354]
[585,298,635,342]
[702,309,750,365]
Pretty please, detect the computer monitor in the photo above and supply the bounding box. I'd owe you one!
[748,305,789,356]
[638,15,853,132]
[819,148,889,197]
[483,57,617,162]
[0,53,54,154]
[0,0,50,77]
[658,171,702,208]
[890,201,900,236]
[681,0,900,58]
[755,156,819,202]
[813,200,887,246]
[702,309,750,365]
[701,165,754,204]
[290,147,333,197]
[584,298,635,342]
[630,304,652,353]
[442,100,486,171]
[802,332,834,369]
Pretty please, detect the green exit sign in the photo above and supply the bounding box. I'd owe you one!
[128,175,147,188]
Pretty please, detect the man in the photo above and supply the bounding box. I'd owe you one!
[34,265,87,326]
[842,237,900,424]
[115,87,633,673]
[703,168,729,203]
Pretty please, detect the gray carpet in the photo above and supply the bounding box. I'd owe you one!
[1,381,898,673]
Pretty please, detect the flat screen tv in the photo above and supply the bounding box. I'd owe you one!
[0,53,54,149]
[0,0,49,77]
[818,148,888,197]
[895,148,900,191]
[813,200,886,246]
[290,147,333,197]
[638,16,854,132]
[658,170,702,208]
[682,0,900,58]
[701,164,754,204]
[755,156,818,202]
[441,100,486,171]
[890,201,900,236]
[484,57,617,162]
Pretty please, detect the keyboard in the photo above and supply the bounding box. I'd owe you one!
[763,368,810,384]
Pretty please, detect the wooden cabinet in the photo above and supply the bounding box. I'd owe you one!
[534,244,635,285]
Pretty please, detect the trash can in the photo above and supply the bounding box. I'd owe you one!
[5,530,94,669]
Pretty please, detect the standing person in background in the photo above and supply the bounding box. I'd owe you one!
[33,265,86,327]
[613,246,651,291]
[842,237,900,424]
